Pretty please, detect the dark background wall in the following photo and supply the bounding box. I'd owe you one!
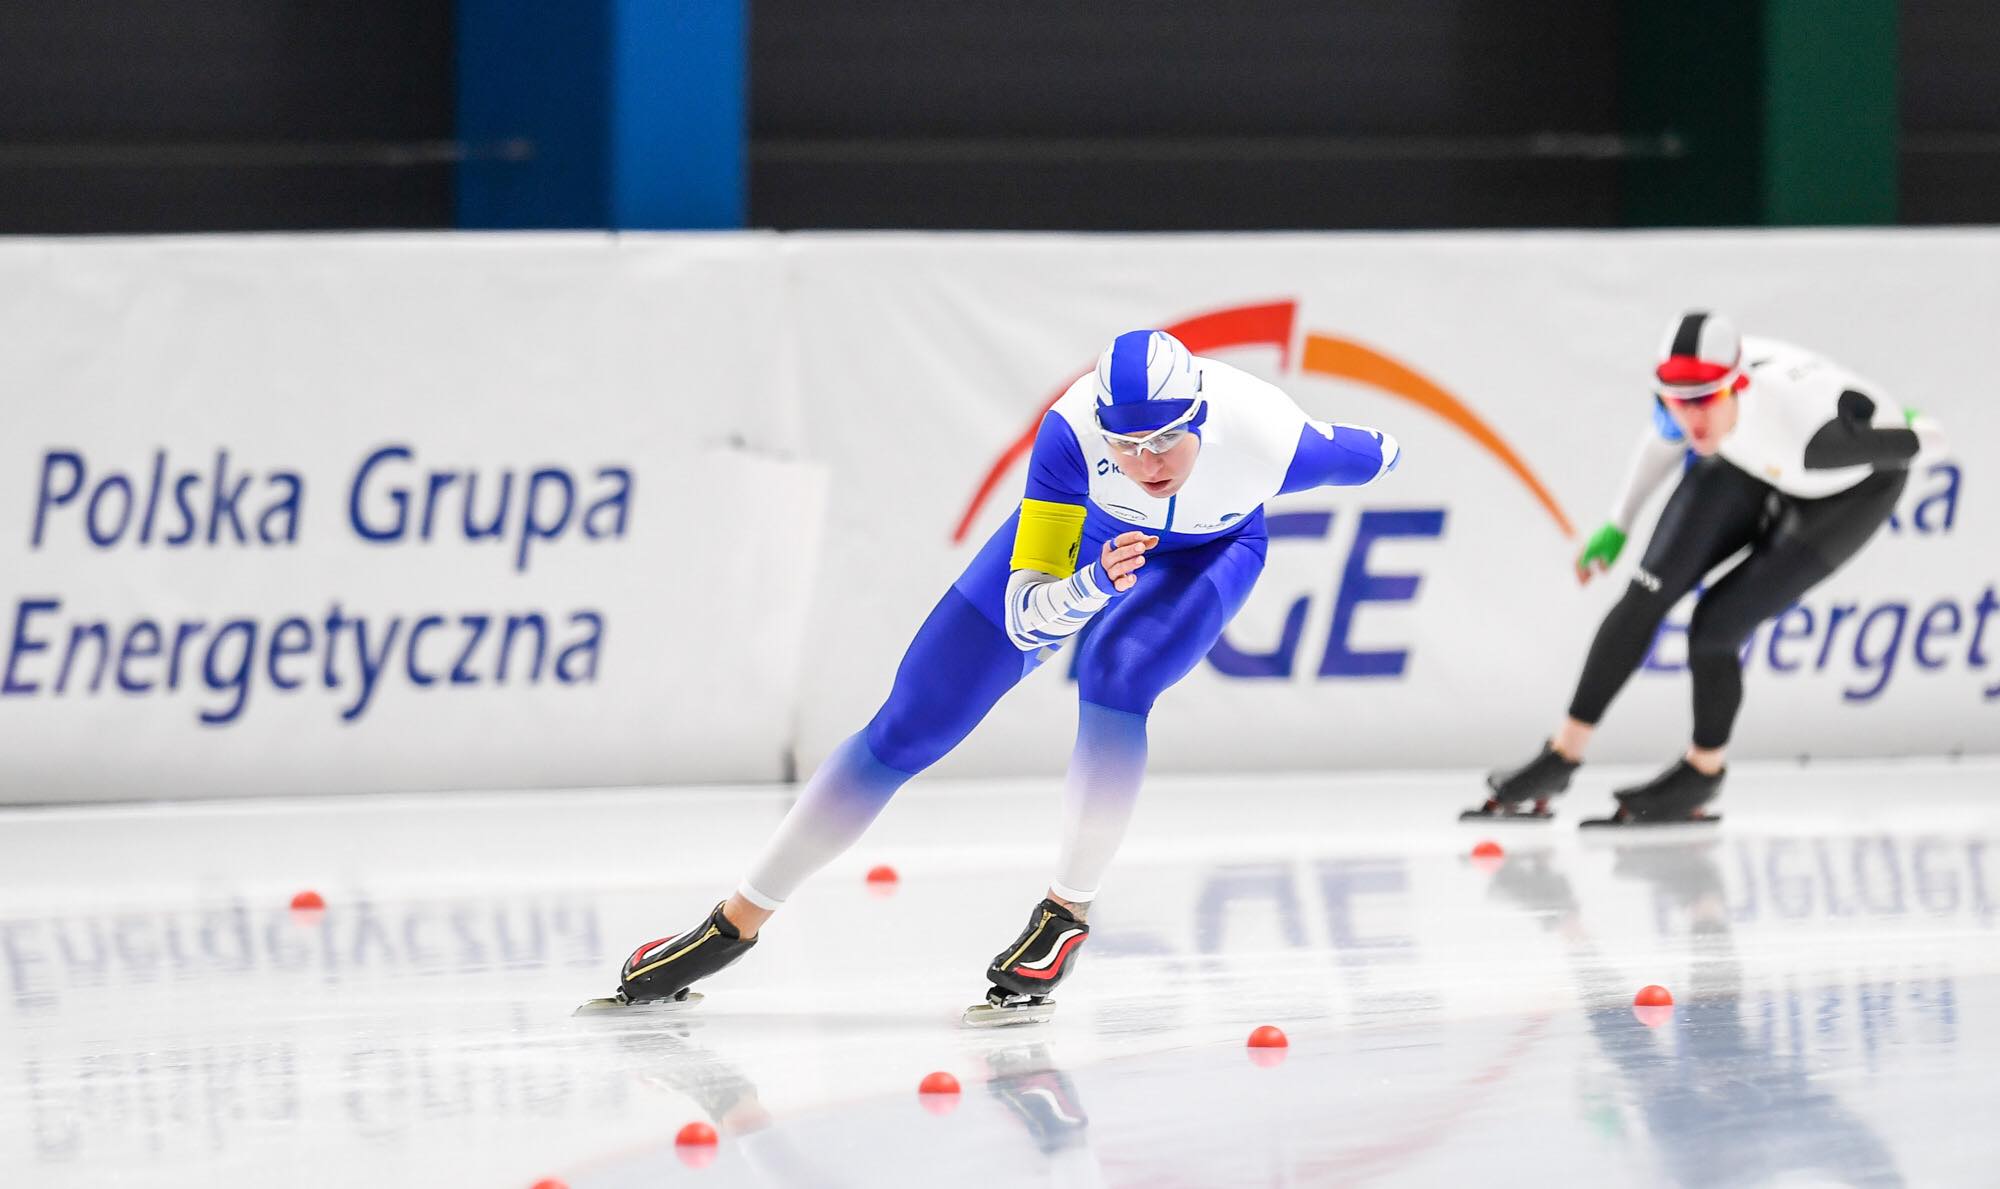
[1901,1,2000,223]
[0,1,1995,233]
[0,0,454,233]
[751,2,1626,230]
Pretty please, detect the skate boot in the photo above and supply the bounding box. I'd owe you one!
[1462,741,1579,821]
[962,898,1089,1028]
[576,903,757,1014]
[1581,760,1724,828]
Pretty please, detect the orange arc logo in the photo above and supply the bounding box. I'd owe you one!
[1299,334,1575,539]
[952,300,1574,543]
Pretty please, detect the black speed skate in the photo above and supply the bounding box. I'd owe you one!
[963,898,1089,1028]
[1581,760,1724,828]
[1461,741,1579,822]
[575,902,757,1015]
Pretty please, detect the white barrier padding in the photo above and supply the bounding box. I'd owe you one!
[0,235,822,801]
[1,230,1993,801]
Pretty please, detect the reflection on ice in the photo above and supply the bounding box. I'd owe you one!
[2,897,603,1011]
[0,761,1994,1186]
[1490,840,1908,1186]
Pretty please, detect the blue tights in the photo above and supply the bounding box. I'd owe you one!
[738,515,1266,907]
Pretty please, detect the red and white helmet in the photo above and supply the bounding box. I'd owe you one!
[1655,310,1747,399]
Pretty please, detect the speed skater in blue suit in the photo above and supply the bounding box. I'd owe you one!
[601,329,1401,1021]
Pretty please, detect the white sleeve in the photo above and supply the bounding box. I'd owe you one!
[1003,565,1112,652]
[1609,429,1685,532]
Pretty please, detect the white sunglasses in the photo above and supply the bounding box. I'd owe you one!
[1102,427,1190,456]
[1098,402,1202,456]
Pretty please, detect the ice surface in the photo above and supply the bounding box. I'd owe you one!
[3,759,1996,1187]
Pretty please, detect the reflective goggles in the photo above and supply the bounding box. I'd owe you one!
[1655,374,1741,407]
[1097,401,1202,455]
[1102,427,1191,456]
[1657,386,1728,408]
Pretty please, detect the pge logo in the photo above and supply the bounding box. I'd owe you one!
[958,300,1576,681]
[1208,506,1449,678]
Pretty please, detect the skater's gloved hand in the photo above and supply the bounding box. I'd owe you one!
[1575,522,1626,585]
[1099,531,1158,593]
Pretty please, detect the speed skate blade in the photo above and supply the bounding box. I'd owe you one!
[1459,806,1554,823]
[962,1000,1055,1029]
[573,991,704,1017]
[1579,814,1722,831]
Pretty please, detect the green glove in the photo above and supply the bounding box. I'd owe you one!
[1575,522,1627,580]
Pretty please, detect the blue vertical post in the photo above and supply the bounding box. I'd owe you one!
[456,0,746,229]
[610,0,747,229]
[456,0,611,227]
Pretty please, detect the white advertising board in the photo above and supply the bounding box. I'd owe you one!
[2,230,1992,802]
[0,235,822,801]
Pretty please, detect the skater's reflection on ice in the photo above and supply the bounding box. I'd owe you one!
[610,1026,857,1186]
[1482,839,1904,1187]
[981,1041,1107,1189]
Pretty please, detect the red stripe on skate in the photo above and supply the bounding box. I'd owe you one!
[1010,934,1086,980]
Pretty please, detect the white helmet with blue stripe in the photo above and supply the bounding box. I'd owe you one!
[1093,329,1206,442]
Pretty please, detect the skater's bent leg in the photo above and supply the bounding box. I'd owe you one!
[1563,582,1684,735]
[1684,588,1778,756]
[1684,745,1727,777]
[1074,532,1251,721]
[1059,544,1246,904]
[1682,477,1901,755]
[736,732,915,914]
[1688,504,1888,752]
[737,588,1030,912]
[1551,717,1595,762]
[721,892,774,939]
[862,587,1033,774]
[1563,457,1768,745]
[1049,701,1149,914]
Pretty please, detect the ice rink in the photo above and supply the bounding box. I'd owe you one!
[4,759,1996,1188]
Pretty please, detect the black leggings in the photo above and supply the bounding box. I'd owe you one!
[1567,457,1906,748]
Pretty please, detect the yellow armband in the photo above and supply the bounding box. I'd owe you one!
[1010,498,1086,577]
